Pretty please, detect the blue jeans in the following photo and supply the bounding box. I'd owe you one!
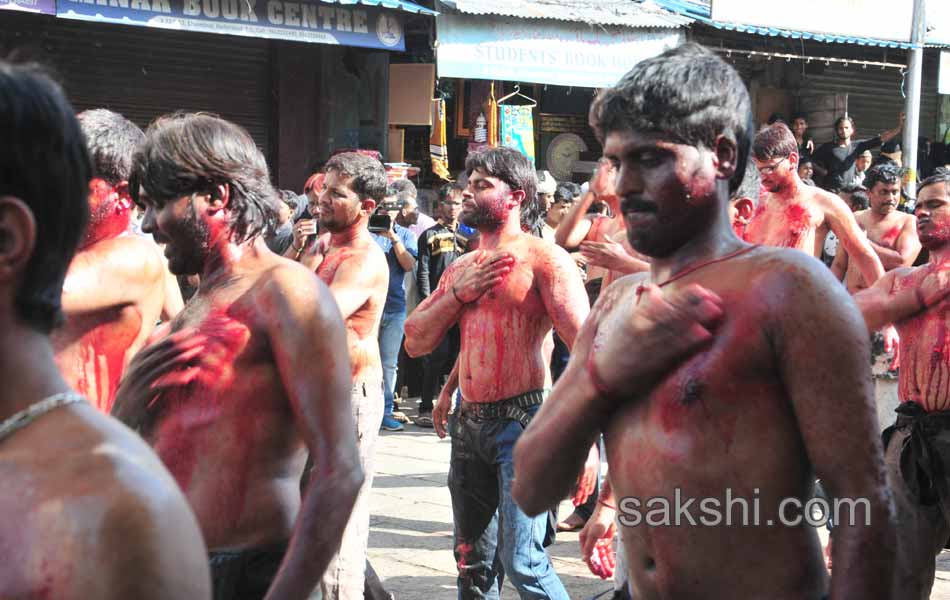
[378,309,406,418]
[447,405,569,600]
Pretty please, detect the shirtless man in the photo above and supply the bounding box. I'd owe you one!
[52,109,166,414]
[112,113,362,600]
[832,163,921,293]
[404,147,590,599]
[513,43,895,600]
[855,171,950,599]
[294,152,389,599]
[744,123,885,286]
[555,161,649,286]
[0,61,210,600]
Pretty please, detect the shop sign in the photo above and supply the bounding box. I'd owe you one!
[57,0,405,50]
[437,13,683,89]
[1,0,55,15]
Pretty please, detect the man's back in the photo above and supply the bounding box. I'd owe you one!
[53,234,165,413]
[0,401,210,600]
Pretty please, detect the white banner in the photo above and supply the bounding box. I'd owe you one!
[711,0,913,43]
[437,13,683,89]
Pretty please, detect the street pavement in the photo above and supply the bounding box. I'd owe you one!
[368,401,950,599]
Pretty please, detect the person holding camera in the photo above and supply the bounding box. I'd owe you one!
[371,189,418,432]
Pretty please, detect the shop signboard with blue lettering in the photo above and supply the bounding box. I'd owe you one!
[1,0,55,15]
[57,0,406,50]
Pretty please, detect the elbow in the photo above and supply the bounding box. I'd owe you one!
[511,438,549,517]
[402,320,433,357]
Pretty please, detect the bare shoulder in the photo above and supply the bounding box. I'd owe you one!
[86,234,164,277]
[594,271,649,315]
[256,257,337,313]
[6,404,210,599]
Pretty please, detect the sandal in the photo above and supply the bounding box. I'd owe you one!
[415,414,434,428]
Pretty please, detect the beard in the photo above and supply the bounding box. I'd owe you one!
[165,202,211,275]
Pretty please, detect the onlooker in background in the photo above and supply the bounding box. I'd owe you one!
[790,113,815,158]
[854,149,873,186]
[372,196,418,432]
[838,183,870,212]
[415,183,467,427]
[542,182,580,242]
[393,182,436,239]
[537,170,557,215]
[880,139,903,168]
[798,156,816,186]
[813,114,903,190]
[265,189,297,255]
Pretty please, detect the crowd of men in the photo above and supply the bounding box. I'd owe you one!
[5,40,950,600]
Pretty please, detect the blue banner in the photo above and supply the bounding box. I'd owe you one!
[57,0,405,50]
[500,104,535,167]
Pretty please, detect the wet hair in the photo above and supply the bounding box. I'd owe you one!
[752,123,798,161]
[325,152,387,204]
[130,112,279,244]
[919,169,950,195]
[465,146,540,233]
[850,190,870,211]
[554,182,581,202]
[834,116,855,130]
[438,183,463,203]
[591,43,752,194]
[390,178,417,199]
[0,62,92,332]
[864,163,902,192]
[77,109,144,186]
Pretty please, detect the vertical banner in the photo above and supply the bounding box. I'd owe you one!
[429,98,451,181]
[500,105,535,166]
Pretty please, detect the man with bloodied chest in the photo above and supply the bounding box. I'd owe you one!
[404,146,590,599]
[513,43,896,600]
[111,113,362,600]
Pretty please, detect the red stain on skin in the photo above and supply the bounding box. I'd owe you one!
[894,270,950,411]
[71,307,143,413]
[882,225,902,247]
[80,179,132,250]
[782,204,811,248]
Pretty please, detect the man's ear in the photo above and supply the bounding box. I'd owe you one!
[115,181,133,212]
[0,196,37,283]
[360,198,377,215]
[508,188,525,208]
[787,151,800,171]
[712,134,738,182]
[734,197,755,225]
[207,184,230,213]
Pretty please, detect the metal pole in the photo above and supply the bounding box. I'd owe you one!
[903,0,926,200]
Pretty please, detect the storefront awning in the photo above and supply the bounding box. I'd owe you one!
[651,0,919,49]
[55,0,432,50]
[436,9,684,88]
[439,0,690,29]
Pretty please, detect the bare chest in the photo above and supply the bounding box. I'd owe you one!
[863,215,904,249]
[747,203,821,254]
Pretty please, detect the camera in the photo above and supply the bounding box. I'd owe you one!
[368,214,392,233]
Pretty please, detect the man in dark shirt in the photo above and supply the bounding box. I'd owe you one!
[814,114,903,190]
[415,183,467,426]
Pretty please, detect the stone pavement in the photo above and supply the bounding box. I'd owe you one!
[367,401,950,599]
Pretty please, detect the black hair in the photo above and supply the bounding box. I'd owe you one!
[465,146,540,233]
[77,109,144,186]
[0,61,91,332]
[554,182,581,202]
[752,123,798,161]
[834,116,855,130]
[130,112,278,244]
[790,113,807,123]
[798,156,814,167]
[766,113,786,125]
[864,163,902,192]
[438,182,463,203]
[390,178,417,199]
[839,183,867,195]
[590,43,752,194]
[279,189,298,210]
[325,152,388,204]
[850,190,870,211]
[919,169,950,195]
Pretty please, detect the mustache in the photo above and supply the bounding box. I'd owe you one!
[621,196,657,213]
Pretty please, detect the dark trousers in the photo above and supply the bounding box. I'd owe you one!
[420,326,460,413]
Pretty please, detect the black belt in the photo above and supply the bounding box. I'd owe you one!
[459,389,546,427]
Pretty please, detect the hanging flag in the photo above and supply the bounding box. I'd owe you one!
[487,82,499,147]
[500,105,535,166]
[429,98,451,181]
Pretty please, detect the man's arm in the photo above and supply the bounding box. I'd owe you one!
[769,259,894,600]
[61,237,163,314]
[260,266,363,600]
[535,244,590,349]
[867,218,921,271]
[822,193,885,284]
[830,245,849,281]
[874,114,904,146]
[416,231,432,298]
[404,251,514,357]
[854,266,950,332]
[554,192,596,248]
[324,247,382,321]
